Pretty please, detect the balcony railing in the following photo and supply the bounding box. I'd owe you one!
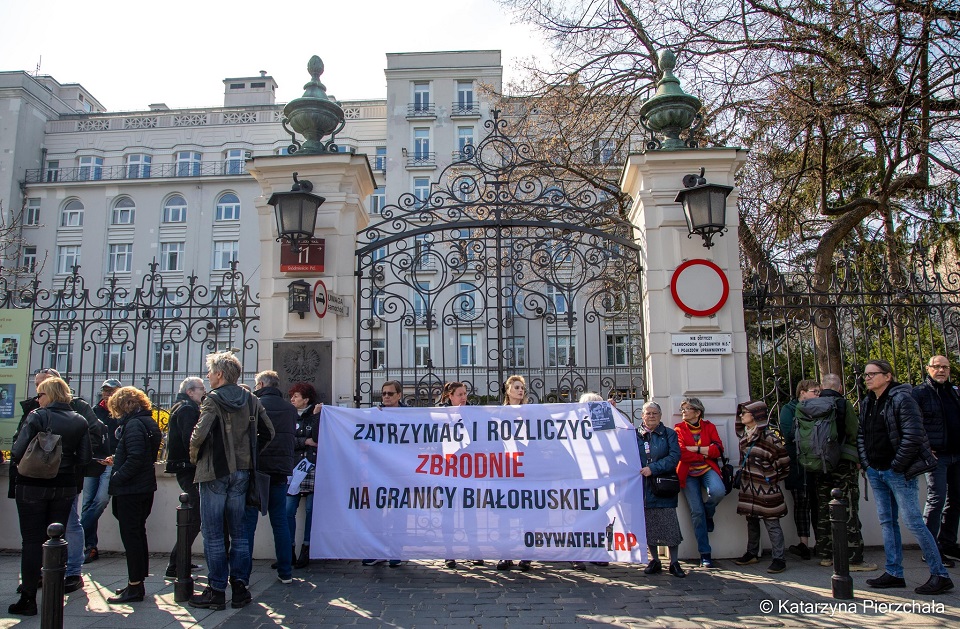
[451,149,476,162]
[370,156,387,172]
[25,161,249,183]
[450,102,481,117]
[406,104,437,118]
[405,152,437,169]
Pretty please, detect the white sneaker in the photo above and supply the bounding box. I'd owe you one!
[277,575,293,584]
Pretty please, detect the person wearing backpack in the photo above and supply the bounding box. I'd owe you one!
[858,359,952,595]
[733,401,791,573]
[814,374,877,572]
[779,379,821,560]
[105,386,163,604]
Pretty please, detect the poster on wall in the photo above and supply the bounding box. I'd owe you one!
[0,310,33,451]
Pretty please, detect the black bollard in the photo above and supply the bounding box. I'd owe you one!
[829,487,854,600]
[174,492,195,602]
[41,522,67,629]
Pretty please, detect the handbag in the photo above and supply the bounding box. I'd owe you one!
[18,410,62,479]
[732,442,757,491]
[651,472,681,498]
[714,441,735,495]
[245,396,271,515]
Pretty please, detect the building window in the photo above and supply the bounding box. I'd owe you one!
[161,295,182,319]
[215,193,241,221]
[101,344,126,372]
[176,151,202,176]
[213,240,239,270]
[21,246,37,273]
[606,334,630,366]
[413,82,430,111]
[457,127,474,158]
[506,288,525,315]
[414,233,433,270]
[413,128,430,159]
[153,341,180,372]
[56,245,80,274]
[126,154,152,179]
[374,146,386,171]
[456,81,474,111]
[78,156,103,181]
[545,284,568,314]
[275,147,290,156]
[61,199,83,227]
[224,149,249,175]
[111,197,135,225]
[413,177,430,207]
[506,337,526,368]
[371,338,385,369]
[413,281,430,318]
[25,198,40,226]
[548,334,577,367]
[414,334,430,367]
[160,242,184,271]
[459,333,478,366]
[108,244,133,273]
[593,139,616,164]
[456,282,479,317]
[372,291,387,316]
[45,160,60,182]
[370,186,386,215]
[49,343,73,374]
[163,195,188,223]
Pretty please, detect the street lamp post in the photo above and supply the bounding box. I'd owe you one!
[268,172,325,253]
[674,168,733,249]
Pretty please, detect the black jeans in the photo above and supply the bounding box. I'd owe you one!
[15,485,76,597]
[112,493,154,583]
[168,471,202,569]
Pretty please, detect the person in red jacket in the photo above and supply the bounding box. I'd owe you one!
[675,397,726,568]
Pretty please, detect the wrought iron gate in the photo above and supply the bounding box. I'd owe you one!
[355,113,646,410]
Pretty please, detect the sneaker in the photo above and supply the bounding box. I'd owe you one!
[644,559,662,574]
[230,580,252,609]
[788,543,811,560]
[767,558,787,573]
[445,559,457,569]
[361,559,383,566]
[866,572,906,589]
[496,560,514,570]
[700,554,715,569]
[518,560,532,571]
[915,575,954,595]
[706,517,715,533]
[277,575,293,584]
[819,558,833,567]
[668,562,686,578]
[83,547,99,564]
[735,552,759,566]
[848,561,878,572]
[388,560,402,568]
[63,575,84,593]
[571,561,586,571]
[189,586,226,610]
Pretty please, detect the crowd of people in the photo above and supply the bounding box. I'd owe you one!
[5,354,958,615]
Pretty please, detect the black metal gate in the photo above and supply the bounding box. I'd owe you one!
[355,113,646,410]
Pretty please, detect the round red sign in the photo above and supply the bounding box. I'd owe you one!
[670,259,729,317]
[313,279,327,318]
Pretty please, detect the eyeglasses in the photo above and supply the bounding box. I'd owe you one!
[37,392,46,399]
[34,368,56,375]
[863,371,887,379]
[929,365,950,371]
[381,391,398,397]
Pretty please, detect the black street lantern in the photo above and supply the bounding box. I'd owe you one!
[675,168,733,249]
[268,172,325,253]
[287,279,312,318]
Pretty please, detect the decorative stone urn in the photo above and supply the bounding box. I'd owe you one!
[282,55,346,155]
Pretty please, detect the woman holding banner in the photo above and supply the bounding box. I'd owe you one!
[287,382,320,570]
[497,375,533,572]
[638,401,685,577]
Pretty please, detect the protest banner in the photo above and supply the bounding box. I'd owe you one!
[312,401,646,562]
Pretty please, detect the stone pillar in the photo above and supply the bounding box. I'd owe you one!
[620,148,749,445]
[248,153,374,406]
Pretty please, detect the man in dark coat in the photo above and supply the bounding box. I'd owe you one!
[912,355,960,564]
[241,370,297,584]
[859,359,952,595]
[81,378,122,564]
[164,376,206,578]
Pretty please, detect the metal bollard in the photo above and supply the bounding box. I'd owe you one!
[41,522,67,629]
[829,487,854,600]
[174,492,195,602]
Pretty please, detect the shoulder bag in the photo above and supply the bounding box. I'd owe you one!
[246,396,271,515]
[714,440,735,495]
[18,409,62,479]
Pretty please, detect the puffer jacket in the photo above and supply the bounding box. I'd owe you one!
[190,384,274,484]
[736,422,790,519]
[912,375,957,452]
[858,382,938,480]
[109,408,161,496]
[778,400,803,490]
[165,393,200,475]
[638,421,681,509]
[11,402,91,489]
[254,386,297,483]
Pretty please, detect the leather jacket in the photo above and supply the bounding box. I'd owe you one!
[858,382,938,479]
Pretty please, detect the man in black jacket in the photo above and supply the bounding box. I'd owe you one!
[858,359,952,595]
[241,370,297,584]
[164,376,206,578]
[913,355,960,563]
[81,379,122,564]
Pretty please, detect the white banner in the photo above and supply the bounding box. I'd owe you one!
[312,402,647,562]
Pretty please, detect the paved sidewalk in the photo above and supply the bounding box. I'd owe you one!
[0,548,957,628]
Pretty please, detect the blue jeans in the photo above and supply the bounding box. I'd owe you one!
[924,452,960,547]
[65,495,84,577]
[867,467,948,578]
[682,469,725,555]
[287,492,314,546]
[81,466,112,550]
[243,482,292,582]
[199,470,250,591]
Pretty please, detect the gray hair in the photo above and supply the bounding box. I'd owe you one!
[579,391,603,402]
[681,396,705,416]
[179,376,205,394]
[255,370,280,388]
[206,351,242,384]
[642,401,662,413]
[821,373,843,391]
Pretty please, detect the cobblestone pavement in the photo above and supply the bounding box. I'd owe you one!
[1,549,958,628]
